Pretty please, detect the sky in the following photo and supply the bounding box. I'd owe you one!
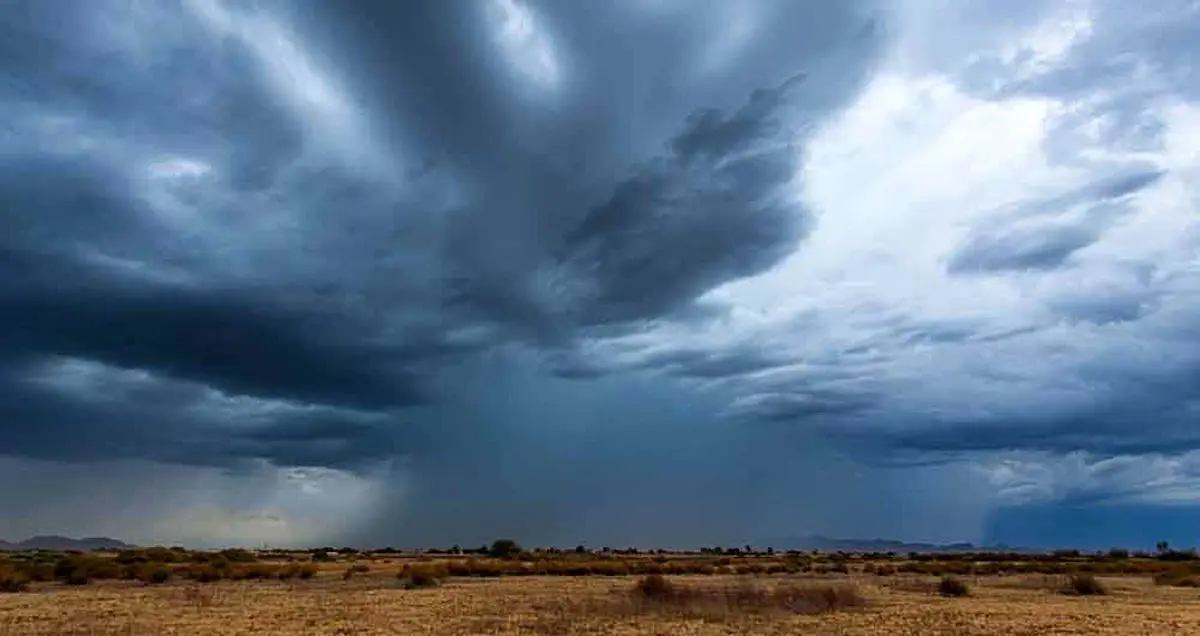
[1,0,1198,550]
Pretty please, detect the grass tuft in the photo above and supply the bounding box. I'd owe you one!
[938,576,970,597]
[629,574,865,616]
[1063,573,1107,596]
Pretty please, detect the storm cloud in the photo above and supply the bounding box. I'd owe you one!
[1,0,1199,548]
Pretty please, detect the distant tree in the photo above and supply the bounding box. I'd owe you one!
[1157,541,1171,554]
[574,545,587,554]
[487,539,522,559]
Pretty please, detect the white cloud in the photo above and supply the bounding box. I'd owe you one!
[487,0,563,93]
[147,158,212,179]
[579,0,1200,508]
[184,0,397,177]
[979,451,1200,505]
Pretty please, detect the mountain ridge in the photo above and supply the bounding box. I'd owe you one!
[0,535,135,551]
[752,534,1023,553]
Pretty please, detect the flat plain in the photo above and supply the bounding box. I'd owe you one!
[3,550,1200,635]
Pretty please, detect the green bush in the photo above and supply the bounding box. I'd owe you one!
[53,556,121,583]
[135,563,172,584]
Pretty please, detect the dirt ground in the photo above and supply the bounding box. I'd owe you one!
[1,573,1198,635]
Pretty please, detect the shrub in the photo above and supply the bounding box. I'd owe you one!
[218,549,258,563]
[630,576,865,616]
[773,583,866,614]
[0,565,29,593]
[400,569,442,589]
[634,574,675,599]
[398,563,446,589]
[589,560,631,577]
[53,556,121,582]
[12,563,53,582]
[278,564,317,580]
[938,576,970,597]
[402,572,441,589]
[183,564,226,583]
[1064,574,1106,596]
[1159,550,1200,562]
[1154,570,1200,587]
[230,565,278,580]
[116,548,187,565]
[136,563,172,584]
[63,569,91,586]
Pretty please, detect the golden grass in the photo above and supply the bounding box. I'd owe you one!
[1,571,1200,635]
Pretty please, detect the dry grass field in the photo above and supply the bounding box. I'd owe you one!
[4,548,1200,635]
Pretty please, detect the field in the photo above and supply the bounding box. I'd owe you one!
[4,546,1200,635]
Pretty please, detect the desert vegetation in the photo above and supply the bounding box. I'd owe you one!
[2,541,1200,634]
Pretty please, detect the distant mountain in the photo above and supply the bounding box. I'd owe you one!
[0,535,135,551]
[753,535,1018,553]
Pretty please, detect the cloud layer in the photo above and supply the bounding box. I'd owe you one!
[1,0,1198,547]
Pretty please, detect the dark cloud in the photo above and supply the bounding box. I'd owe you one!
[729,390,877,422]
[0,353,401,470]
[948,224,1098,273]
[875,388,1200,458]
[1047,290,1156,326]
[0,0,887,517]
[947,168,1164,275]
[5,0,1196,549]
[633,346,790,380]
[551,75,810,324]
[0,258,426,410]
